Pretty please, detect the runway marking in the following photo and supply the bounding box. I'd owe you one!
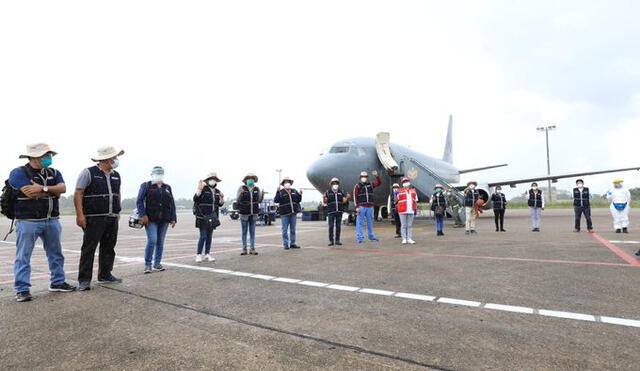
[329,247,636,268]
[132,259,640,329]
[609,240,640,244]
[590,233,640,266]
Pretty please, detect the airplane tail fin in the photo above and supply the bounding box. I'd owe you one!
[442,115,453,164]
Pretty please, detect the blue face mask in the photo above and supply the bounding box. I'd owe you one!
[247,179,255,187]
[435,189,443,193]
[41,156,52,168]
[111,158,120,169]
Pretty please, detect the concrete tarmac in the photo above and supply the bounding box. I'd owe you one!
[1,208,639,370]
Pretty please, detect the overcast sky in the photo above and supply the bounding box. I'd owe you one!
[1,1,639,202]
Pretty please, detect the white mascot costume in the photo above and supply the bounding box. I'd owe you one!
[606,179,631,233]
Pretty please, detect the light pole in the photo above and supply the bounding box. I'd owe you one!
[536,125,556,203]
[275,169,282,185]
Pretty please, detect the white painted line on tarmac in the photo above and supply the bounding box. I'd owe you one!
[394,292,436,301]
[437,298,482,307]
[359,288,395,296]
[538,310,595,322]
[142,260,640,329]
[484,303,535,314]
[609,240,640,244]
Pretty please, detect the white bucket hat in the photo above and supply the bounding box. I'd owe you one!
[204,172,221,182]
[19,143,57,159]
[91,146,125,162]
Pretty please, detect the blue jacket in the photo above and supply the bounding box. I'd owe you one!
[136,182,177,223]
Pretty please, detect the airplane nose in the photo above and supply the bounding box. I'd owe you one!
[307,157,329,190]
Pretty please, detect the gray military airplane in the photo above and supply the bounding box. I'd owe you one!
[306,116,640,219]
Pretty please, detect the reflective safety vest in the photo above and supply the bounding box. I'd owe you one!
[396,188,418,213]
[82,166,121,216]
[573,187,590,207]
[528,190,543,208]
[325,189,346,213]
[14,165,60,220]
[356,182,375,205]
[194,186,222,218]
[237,185,261,215]
[491,193,507,210]
[464,189,479,207]
[274,189,302,216]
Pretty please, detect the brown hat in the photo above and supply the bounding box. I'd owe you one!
[281,176,294,186]
[242,173,258,183]
[204,172,221,182]
[467,181,478,186]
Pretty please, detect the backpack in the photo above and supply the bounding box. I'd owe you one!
[1,167,31,240]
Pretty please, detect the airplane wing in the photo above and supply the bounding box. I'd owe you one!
[487,166,640,188]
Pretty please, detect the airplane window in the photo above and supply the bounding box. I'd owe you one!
[356,147,368,156]
[329,146,350,153]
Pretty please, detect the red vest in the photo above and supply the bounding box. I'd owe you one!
[396,188,418,213]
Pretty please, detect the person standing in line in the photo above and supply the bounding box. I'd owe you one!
[237,173,263,255]
[395,177,418,244]
[353,170,382,243]
[274,176,303,250]
[606,179,631,234]
[527,182,544,232]
[193,172,224,262]
[463,181,480,235]
[323,178,350,246]
[430,184,448,236]
[573,179,593,233]
[389,183,401,238]
[491,186,507,232]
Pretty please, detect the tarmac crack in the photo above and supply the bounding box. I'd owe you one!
[101,285,457,371]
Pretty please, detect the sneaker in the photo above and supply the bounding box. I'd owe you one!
[401,239,408,244]
[153,264,165,272]
[369,238,379,242]
[249,250,258,255]
[407,239,416,244]
[144,265,152,274]
[573,229,580,232]
[16,291,32,302]
[465,230,470,235]
[284,246,290,250]
[587,229,594,233]
[290,244,301,249]
[357,240,364,244]
[500,229,506,232]
[195,254,203,263]
[623,227,629,234]
[78,281,91,291]
[335,241,342,246]
[615,229,622,233]
[635,250,640,257]
[394,234,402,238]
[328,242,334,246]
[470,230,477,234]
[204,254,215,262]
[98,275,122,284]
[240,250,248,255]
[495,229,499,232]
[49,282,76,292]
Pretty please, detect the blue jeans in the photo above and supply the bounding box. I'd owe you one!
[241,215,256,250]
[144,222,168,265]
[281,214,297,247]
[356,206,376,241]
[435,216,444,232]
[197,226,214,255]
[14,219,66,293]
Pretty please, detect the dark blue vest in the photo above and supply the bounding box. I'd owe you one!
[464,189,479,207]
[356,182,374,205]
[14,165,60,220]
[194,186,222,218]
[238,186,261,215]
[275,189,302,216]
[573,187,590,207]
[491,193,507,210]
[430,192,447,211]
[143,182,174,222]
[82,166,121,216]
[325,189,346,213]
[528,190,543,208]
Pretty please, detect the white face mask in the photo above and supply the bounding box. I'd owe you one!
[360,177,367,183]
[469,184,476,190]
[283,183,291,189]
[532,186,538,190]
[332,184,339,191]
[403,182,411,188]
[151,174,164,184]
[208,180,217,187]
[495,189,501,193]
[111,158,120,169]
[577,183,584,188]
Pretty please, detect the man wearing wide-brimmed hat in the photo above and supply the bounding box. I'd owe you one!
[8,143,76,302]
[236,173,264,255]
[193,172,224,262]
[274,176,303,249]
[74,146,125,290]
[323,177,351,246]
[463,180,480,234]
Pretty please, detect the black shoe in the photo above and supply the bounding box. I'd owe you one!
[615,229,622,233]
[241,250,248,255]
[98,275,122,284]
[394,234,402,238]
[16,291,32,302]
[635,250,640,257]
[587,229,594,233]
[335,241,342,246]
[249,250,258,255]
[623,228,629,234]
[470,230,477,234]
[284,246,290,250]
[49,282,76,292]
[328,242,334,246]
[290,244,301,249]
[437,231,444,236]
[500,229,506,232]
[573,229,580,232]
[78,281,91,291]
[495,229,499,232]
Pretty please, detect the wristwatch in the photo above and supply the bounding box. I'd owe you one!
[43,185,49,193]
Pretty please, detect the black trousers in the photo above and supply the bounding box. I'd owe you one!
[493,209,505,230]
[328,212,342,242]
[393,211,401,235]
[78,216,119,282]
[574,206,593,230]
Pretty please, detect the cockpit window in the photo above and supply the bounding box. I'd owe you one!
[329,146,350,153]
